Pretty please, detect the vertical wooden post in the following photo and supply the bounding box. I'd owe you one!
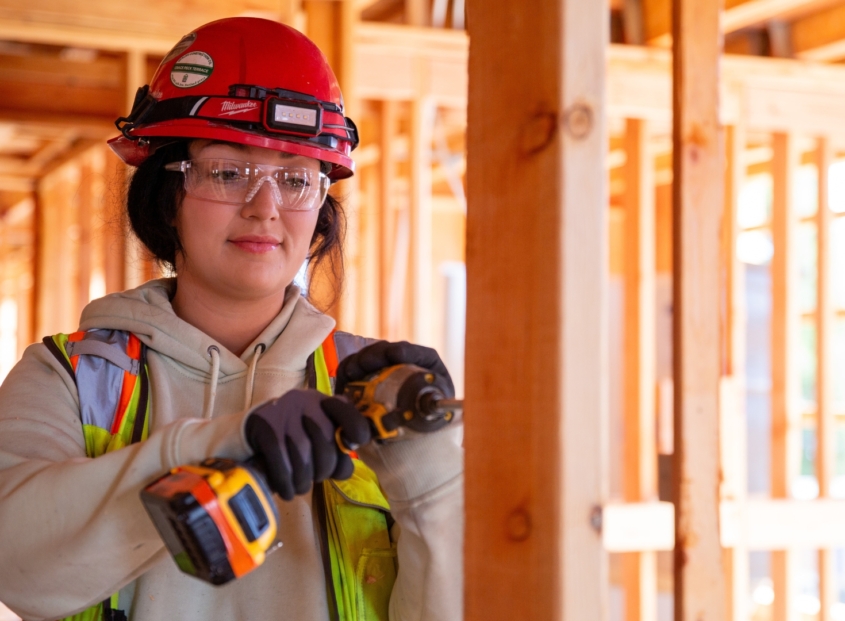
[103,151,126,294]
[409,97,435,346]
[379,100,397,339]
[721,124,749,621]
[816,136,835,621]
[771,131,800,621]
[305,0,358,325]
[622,118,658,621]
[124,49,149,290]
[671,0,726,618]
[76,156,93,315]
[465,0,608,618]
[35,166,80,336]
[406,0,428,26]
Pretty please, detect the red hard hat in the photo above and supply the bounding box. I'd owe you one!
[108,17,358,180]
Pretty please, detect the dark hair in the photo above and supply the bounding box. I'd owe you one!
[125,140,346,308]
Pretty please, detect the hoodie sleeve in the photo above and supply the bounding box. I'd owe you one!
[0,343,253,621]
[358,424,464,621]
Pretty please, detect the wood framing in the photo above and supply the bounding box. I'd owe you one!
[622,117,658,621]
[792,3,845,61]
[721,124,749,621]
[409,96,434,346]
[771,131,801,621]
[671,0,726,618]
[816,136,834,621]
[464,0,608,618]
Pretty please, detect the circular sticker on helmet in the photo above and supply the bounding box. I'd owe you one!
[171,51,214,88]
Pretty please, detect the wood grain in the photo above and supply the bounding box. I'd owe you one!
[465,0,608,618]
[671,0,726,618]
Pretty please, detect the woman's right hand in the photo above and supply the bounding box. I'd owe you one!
[244,389,371,501]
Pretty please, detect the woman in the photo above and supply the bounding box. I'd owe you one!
[0,17,463,621]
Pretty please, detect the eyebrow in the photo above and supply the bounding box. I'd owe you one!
[196,140,296,159]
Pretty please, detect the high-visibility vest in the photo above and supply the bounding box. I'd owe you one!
[44,328,395,621]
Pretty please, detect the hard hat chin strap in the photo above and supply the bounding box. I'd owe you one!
[115,85,157,140]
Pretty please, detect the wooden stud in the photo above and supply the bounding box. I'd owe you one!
[76,157,93,317]
[379,100,397,339]
[622,118,658,621]
[35,164,80,336]
[123,50,150,290]
[465,0,608,618]
[642,0,670,44]
[671,0,726,619]
[816,136,835,621]
[409,96,434,346]
[405,0,428,27]
[771,131,801,621]
[792,3,845,62]
[721,125,749,621]
[103,151,126,294]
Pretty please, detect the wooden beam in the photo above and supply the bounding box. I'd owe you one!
[122,49,150,291]
[0,176,35,193]
[672,0,726,618]
[721,124,749,621]
[0,17,176,54]
[721,499,845,548]
[723,0,834,32]
[379,100,397,339]
[622,118,658,621]
[792,3,845,61]
[603,502,675,552]
[816,137,835,621]
[409,96,434,346]
[405,0,427,26]
[643,0,670,44]
[102,151,125,294]
[465,0,608,618]
[644,0,845,43]
[771,132,801,621]
[353,23,468,108]
[76,158,93,318]
[604,499,845,552]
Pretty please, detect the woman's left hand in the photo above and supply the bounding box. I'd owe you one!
[335,340,455,428]
[335,341,454,396]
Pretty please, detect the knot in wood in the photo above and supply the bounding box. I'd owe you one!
[563,103,593,139]
[589,505,603,533]
[505,507,532,541]
[520,111,558,155]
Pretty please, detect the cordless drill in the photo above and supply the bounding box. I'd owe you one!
[140,364,462,585]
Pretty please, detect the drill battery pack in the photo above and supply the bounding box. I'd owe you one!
[140,458,279,585]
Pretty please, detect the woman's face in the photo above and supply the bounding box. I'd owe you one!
[173,140,323,302]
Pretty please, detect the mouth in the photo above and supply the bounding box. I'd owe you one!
[228,235,281,254]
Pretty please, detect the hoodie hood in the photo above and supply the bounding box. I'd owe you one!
[78,278,335,380]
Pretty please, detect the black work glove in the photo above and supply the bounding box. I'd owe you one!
[245,389,371,501]
[335,341,455,434]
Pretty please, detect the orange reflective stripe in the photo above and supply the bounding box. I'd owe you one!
[67,331,85,372]
[111,335,143,435]
[322,329,339,378]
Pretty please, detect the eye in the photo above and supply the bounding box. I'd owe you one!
[281,170,311,191]
[208,161,248,184]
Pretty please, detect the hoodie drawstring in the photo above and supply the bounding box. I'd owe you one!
[243,343,266,411]
[204,345,221,420]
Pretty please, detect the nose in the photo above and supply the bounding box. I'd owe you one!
[240,177,281,220]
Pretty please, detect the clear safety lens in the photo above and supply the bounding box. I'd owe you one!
[165,159,330,211]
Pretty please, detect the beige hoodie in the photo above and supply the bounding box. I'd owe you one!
[0,279,463,621]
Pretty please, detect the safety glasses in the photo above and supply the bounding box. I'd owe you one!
[164,159,330,211]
